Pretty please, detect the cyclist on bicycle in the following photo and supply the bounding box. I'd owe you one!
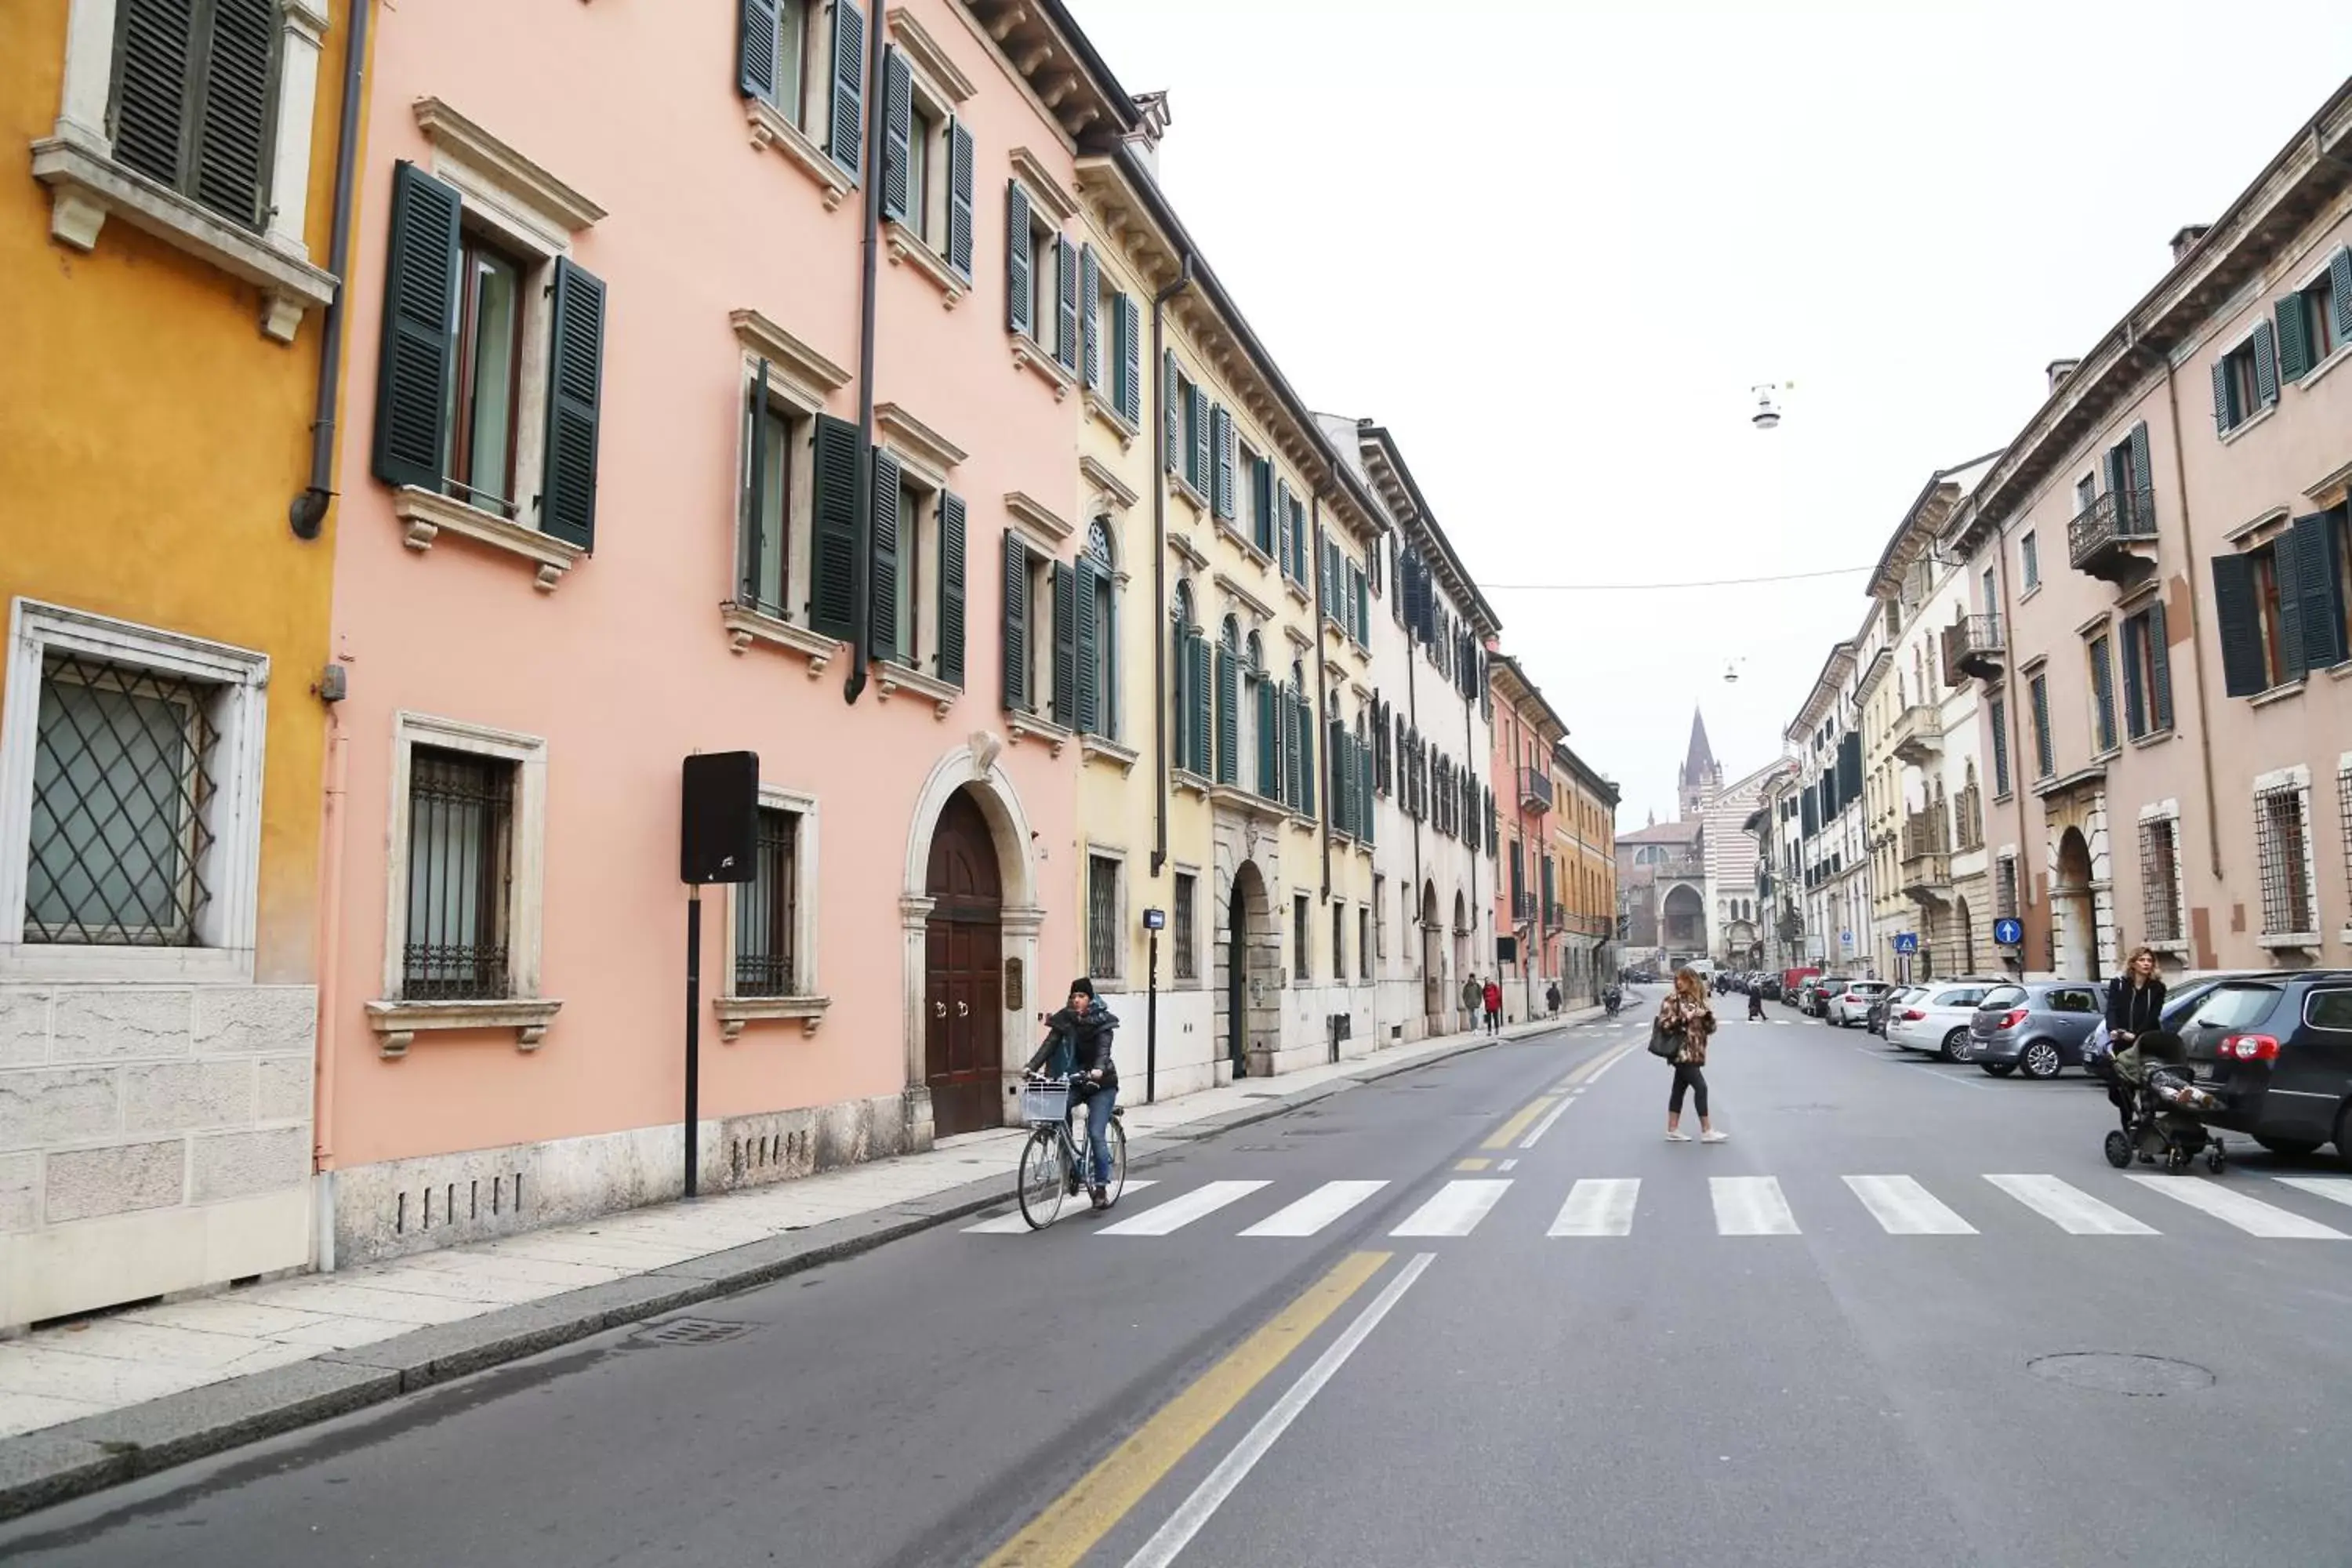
[1024,978,1120,1210]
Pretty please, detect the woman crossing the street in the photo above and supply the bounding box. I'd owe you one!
[1657,967,1725,1143]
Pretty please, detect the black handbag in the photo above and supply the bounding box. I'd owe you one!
[1647,1015,1681,1059]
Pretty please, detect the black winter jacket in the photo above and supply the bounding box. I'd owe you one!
[2106,976,2166,1037]
[1027,998,1120,1088]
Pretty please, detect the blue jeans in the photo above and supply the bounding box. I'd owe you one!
[1076,1083,1116,1186]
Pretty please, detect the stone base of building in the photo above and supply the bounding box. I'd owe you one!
[328,1087,929,1269]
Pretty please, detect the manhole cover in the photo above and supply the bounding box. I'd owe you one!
[635,1318,757,1348]
[2027,1353,2212,1396]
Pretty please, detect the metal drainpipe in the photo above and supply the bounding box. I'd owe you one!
[287,0,372,539]
[1148,255,1193,877]
[1404,583,1425,1000]
[1994,526,2032,967]
[844,0,888,706]
[1311,493,1331,902]
[2148,339,2225,880]
[1460,647,1478,989]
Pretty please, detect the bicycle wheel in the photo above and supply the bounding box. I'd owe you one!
[1104,1118,1129,1206]
[1016,1128,1069,1229]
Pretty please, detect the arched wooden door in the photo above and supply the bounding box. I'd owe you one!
[924,789,1003,1138]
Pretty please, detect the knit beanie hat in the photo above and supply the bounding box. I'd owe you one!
[1069,977,1096,1000]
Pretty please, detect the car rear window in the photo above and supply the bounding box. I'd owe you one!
[2045,987,2100,1014]
[1932,987,1985,1007]
[1980,985,2026,1009]
[2188,985,2281,1031]
[2303,989,2352,1031]
[1854,982,1888,993]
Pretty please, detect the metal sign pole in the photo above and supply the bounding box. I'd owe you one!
[684,885,701,1199]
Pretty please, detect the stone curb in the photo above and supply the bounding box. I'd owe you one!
[0,1016,1581,1522]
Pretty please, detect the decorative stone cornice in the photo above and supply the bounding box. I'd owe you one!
[713,993,830,1041]
[1009,147,1081,224]
[367,997,563,1059]
[1005,491,1073,543]
[732,310,851,412]
[746,100,856,211]
[1214,572,1275,622]
[873,660,961,718]
[888,10,977,101]
[1080,454,1139,512]
[413,97,604,232]
[394,487,583,590]
[720,604,840,674]
[874,403,967,482]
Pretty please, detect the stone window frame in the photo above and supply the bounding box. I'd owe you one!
[2252,764,2321,949]
[2133,798,2188,955]
[0,598,271,984]
[1083,841,1127,986]
[715,783,827,1040]
[33,0,338,341]
[365,710,557,1057]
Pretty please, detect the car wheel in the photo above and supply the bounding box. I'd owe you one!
[2253,1134,2322,1158]
[1941,1029,1970,1064]
[2020,1040,2062,1080]
[1982,1062,2016,1077]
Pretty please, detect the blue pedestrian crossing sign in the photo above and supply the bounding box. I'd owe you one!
[1994,917,2024,947]
[1893,932,1918,954]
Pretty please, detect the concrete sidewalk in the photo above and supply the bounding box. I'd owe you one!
[0,1010,1592,1518]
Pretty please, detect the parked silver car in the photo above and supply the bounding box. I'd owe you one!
[1886,981,2001,1062]
[1969,982,2105,1078]
[1825,979,1892,1028]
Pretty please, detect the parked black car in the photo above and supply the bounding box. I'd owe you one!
[2170,971,2352,1167]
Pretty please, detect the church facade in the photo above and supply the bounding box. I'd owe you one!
[1614,711,1766,972]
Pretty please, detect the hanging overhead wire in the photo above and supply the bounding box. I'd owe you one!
[1480,564,1875,593]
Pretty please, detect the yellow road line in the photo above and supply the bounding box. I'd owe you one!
[1454,1157,1492,1171]
[978,1250,1391,1568]
[1482,1095,1559,1150]
[1553,1039,1638,1094]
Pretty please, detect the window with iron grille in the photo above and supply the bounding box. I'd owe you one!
[2254,779,2317,936]
[1172,869,1196,982]
[1294,894,1311,983]
[734,807,799,996]
[1086,853,1121,979]
[2137,815,2183,945]
[25,652,220,946]
[2341,764,2352,922]
[1994,855,2019,920]
[1988,695,2011,797]
[1359,908,1370,980]
[1331,902,1345,978]
[401,747,516,1000]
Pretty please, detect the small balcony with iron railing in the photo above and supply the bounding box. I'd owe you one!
[1888,703,1941,767]
[2067,486,2160,585]
[1512,889,1538,927]
[1940,614,2003,687]
[1899,810,1952,904]
[1544,901,1566,931]
[1518,766,1554,814]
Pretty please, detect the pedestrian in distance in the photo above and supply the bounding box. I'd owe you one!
[1461,975,1483,1033]
[1024,978,1120,1210]
[1747,984,1766,1023]
[1657,967,1725,1143]
[1545,981,1562,1018]
[1483,978,1504,1036]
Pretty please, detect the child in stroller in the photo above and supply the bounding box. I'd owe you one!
[2096,1028,2227,1172]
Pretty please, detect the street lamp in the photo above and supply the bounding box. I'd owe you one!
[1751,381,1791,430]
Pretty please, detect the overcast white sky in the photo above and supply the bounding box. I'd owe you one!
[1065,0,2352,824]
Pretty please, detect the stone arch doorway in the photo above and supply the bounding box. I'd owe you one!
[1218,860,1277,1079]
[923,789,1002,1138]
[1661,884,1704,956]
[1452,890,1470,1001]
[1421,881,1443,1025]
[2053,827,2097,981]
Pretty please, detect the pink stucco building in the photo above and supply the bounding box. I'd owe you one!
[317,0,1132,1261]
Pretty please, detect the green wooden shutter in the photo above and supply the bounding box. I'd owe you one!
[1258,678,1279,797]
[2029,679,2053,778]
[1001,532,1030,711]
[2333,249,2352,340]
[540,259,607,550]
[2275,527,2310,684]
[2147,601,2174,731]
[2121,615,2147,739]
[1189,386,1210,492]
[371,162,461,492]
[1079,245,1101,390]
[1352,565,1368,643]
[1252,459,1274,554]
[868,447,902,664]
[1055,236,1080,372]
[880,46,913,222]
[2252,320,2280,408]
[2292,511,2349,671]
[1051,561,1078,726]
[1189,633,1212,778]
[194,0,275,229]
[739,0,780,100]
[1276,479,1294,579]
[809,414,862,637]
[946,119,975,276]
[2211,360,2234,434]
[2277,294,2314,383]
[1210,406,1233,518]
[826,0,864,176]
[1363,746,1377,844]
[1073,558,1100,735]
[2126,422,2154,530]
[2209,553,2268,697]
[739,366,768,605]
[2089,637,2116,753]
[1005,182,1033,337]
[1116,295,1141,424]
[110,0,193,190]
[937,491,967,687]
[1169,620,1191,771]
[1163,352,1179,474]
[1215,645,1238,785]
[1298,694,1316,816]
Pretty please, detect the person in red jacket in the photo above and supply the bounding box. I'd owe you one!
[1482,978,1504,1036]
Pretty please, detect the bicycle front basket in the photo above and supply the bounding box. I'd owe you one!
[1021,1082,1071,1126]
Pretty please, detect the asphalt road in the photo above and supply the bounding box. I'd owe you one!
[5,1000,2350,1567]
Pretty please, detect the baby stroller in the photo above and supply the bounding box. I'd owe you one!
[2098,1029,2227,1173]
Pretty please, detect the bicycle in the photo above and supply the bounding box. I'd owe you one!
[1014,1073,1127,1229]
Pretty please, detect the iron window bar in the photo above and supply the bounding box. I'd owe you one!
[401,747,515,1000]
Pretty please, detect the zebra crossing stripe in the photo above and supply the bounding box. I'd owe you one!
[2125,1175,2348,1239]
[1240,1181,1388,1238]
[963,1181,1158,1233]
[1985,1174,2156,1235]
[2274,1175,2352,1210]
[1099,1181,1270,1237]
[1711,1176,1798,1236]
[1843,1174,1976,1235]
[1549,1178,1639,1236]
[1390,1180,1512,1237]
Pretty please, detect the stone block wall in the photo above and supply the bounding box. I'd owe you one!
[0,982,316,1330]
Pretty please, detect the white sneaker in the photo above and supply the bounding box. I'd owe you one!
[1700,1130,1730,1144]
[1664,1130,1693,1142]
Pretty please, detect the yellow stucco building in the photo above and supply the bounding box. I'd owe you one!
[2,0,360,1326]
